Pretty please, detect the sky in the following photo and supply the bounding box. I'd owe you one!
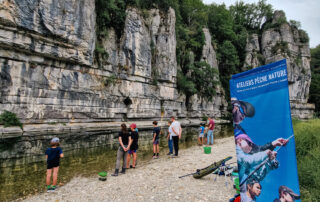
[203,0,320,48]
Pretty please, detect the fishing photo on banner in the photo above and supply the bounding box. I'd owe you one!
[229,59,301,202]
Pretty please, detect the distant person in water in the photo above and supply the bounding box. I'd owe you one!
[112,123,132,176]
[127,123,139,169]
[170,116,182,157]
[45,137,64,192]
[152,121,161,159]
[167,120,173,155]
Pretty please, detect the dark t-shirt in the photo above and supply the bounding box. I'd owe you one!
[130,131,139,150]
[119,131,131,145]
[153,127,160,140]
[45,147,63,164]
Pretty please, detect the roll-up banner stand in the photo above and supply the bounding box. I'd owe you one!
[229,59,301,201]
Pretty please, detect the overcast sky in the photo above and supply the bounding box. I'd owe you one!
[203,0,320,48]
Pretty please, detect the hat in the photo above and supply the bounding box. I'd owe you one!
[130,123,137,129]
[279,186,300,199]
[235,134,253,144]
[239,101,255,117]
[51,137,60,143]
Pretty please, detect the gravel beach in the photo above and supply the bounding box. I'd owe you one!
[24,136,237,202]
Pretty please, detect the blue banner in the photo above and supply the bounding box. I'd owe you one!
[230,59,301,202]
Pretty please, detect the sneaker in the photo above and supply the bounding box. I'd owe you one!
[47,185,52,193]
[153,156,156,159]
[51,186,56,192]
[167,152,173,155]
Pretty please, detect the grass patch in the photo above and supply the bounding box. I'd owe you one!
[0,111,23,129]
[293,119,320,201]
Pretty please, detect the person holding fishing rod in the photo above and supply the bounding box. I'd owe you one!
[235,133,289,191]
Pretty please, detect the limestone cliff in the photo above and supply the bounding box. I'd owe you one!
[0,2,227,126]
[243,11,314,119]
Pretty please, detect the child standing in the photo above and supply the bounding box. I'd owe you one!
[45,137,64,192]
[127,123,139,168]
[198,123,205,145]
[167,120,173,155]
[204,124,208,144]
[152,121,161,159]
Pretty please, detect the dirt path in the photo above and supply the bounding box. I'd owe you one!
[24,136,237,202]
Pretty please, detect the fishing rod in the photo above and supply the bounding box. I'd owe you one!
[239,135,294,186]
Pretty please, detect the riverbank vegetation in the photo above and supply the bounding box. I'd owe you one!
[293,119,320,201]
[309,45,320,116]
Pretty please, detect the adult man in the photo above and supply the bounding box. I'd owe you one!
[170,116,182,157]
[273,186,300,202]
[207,117,215,145]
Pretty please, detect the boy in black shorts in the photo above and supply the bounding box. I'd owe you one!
[45,137,64,192]
[152,121,161,159]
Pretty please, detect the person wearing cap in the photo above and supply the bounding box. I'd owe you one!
[234,129,288,155]
[232,98,246,127]
[236,134,279,185]
[240,178,262,202]
[126,123,139,169]
[273,186,300,202]
[45,137,64,192]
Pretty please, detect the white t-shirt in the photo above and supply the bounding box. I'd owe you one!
[171,121,181,136]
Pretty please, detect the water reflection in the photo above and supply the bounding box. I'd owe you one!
[0,125,233,201]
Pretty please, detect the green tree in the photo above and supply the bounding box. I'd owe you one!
[207,4,236,43]
[95,0,127,39]
[217,40,240,98]
[309,45,320,115]
[191,61,218,101]
[229,0,273,31]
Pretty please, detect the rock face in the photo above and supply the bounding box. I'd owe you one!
[188,28,228,118]
[243,34,262,71]
[244,11,314,119]
[0,3,227,124]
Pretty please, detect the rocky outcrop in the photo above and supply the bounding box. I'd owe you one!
[188,28,228,118]
[0,0,95,65]
[0,3,227,125]
[243,10,314,119]
[242,34,262,71]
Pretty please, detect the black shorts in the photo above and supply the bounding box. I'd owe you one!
[47,161,60,169]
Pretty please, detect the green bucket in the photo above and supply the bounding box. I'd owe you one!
[98,171,107,181]
[204,147,211,154]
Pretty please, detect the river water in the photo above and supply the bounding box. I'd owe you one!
[0,124,233,201]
